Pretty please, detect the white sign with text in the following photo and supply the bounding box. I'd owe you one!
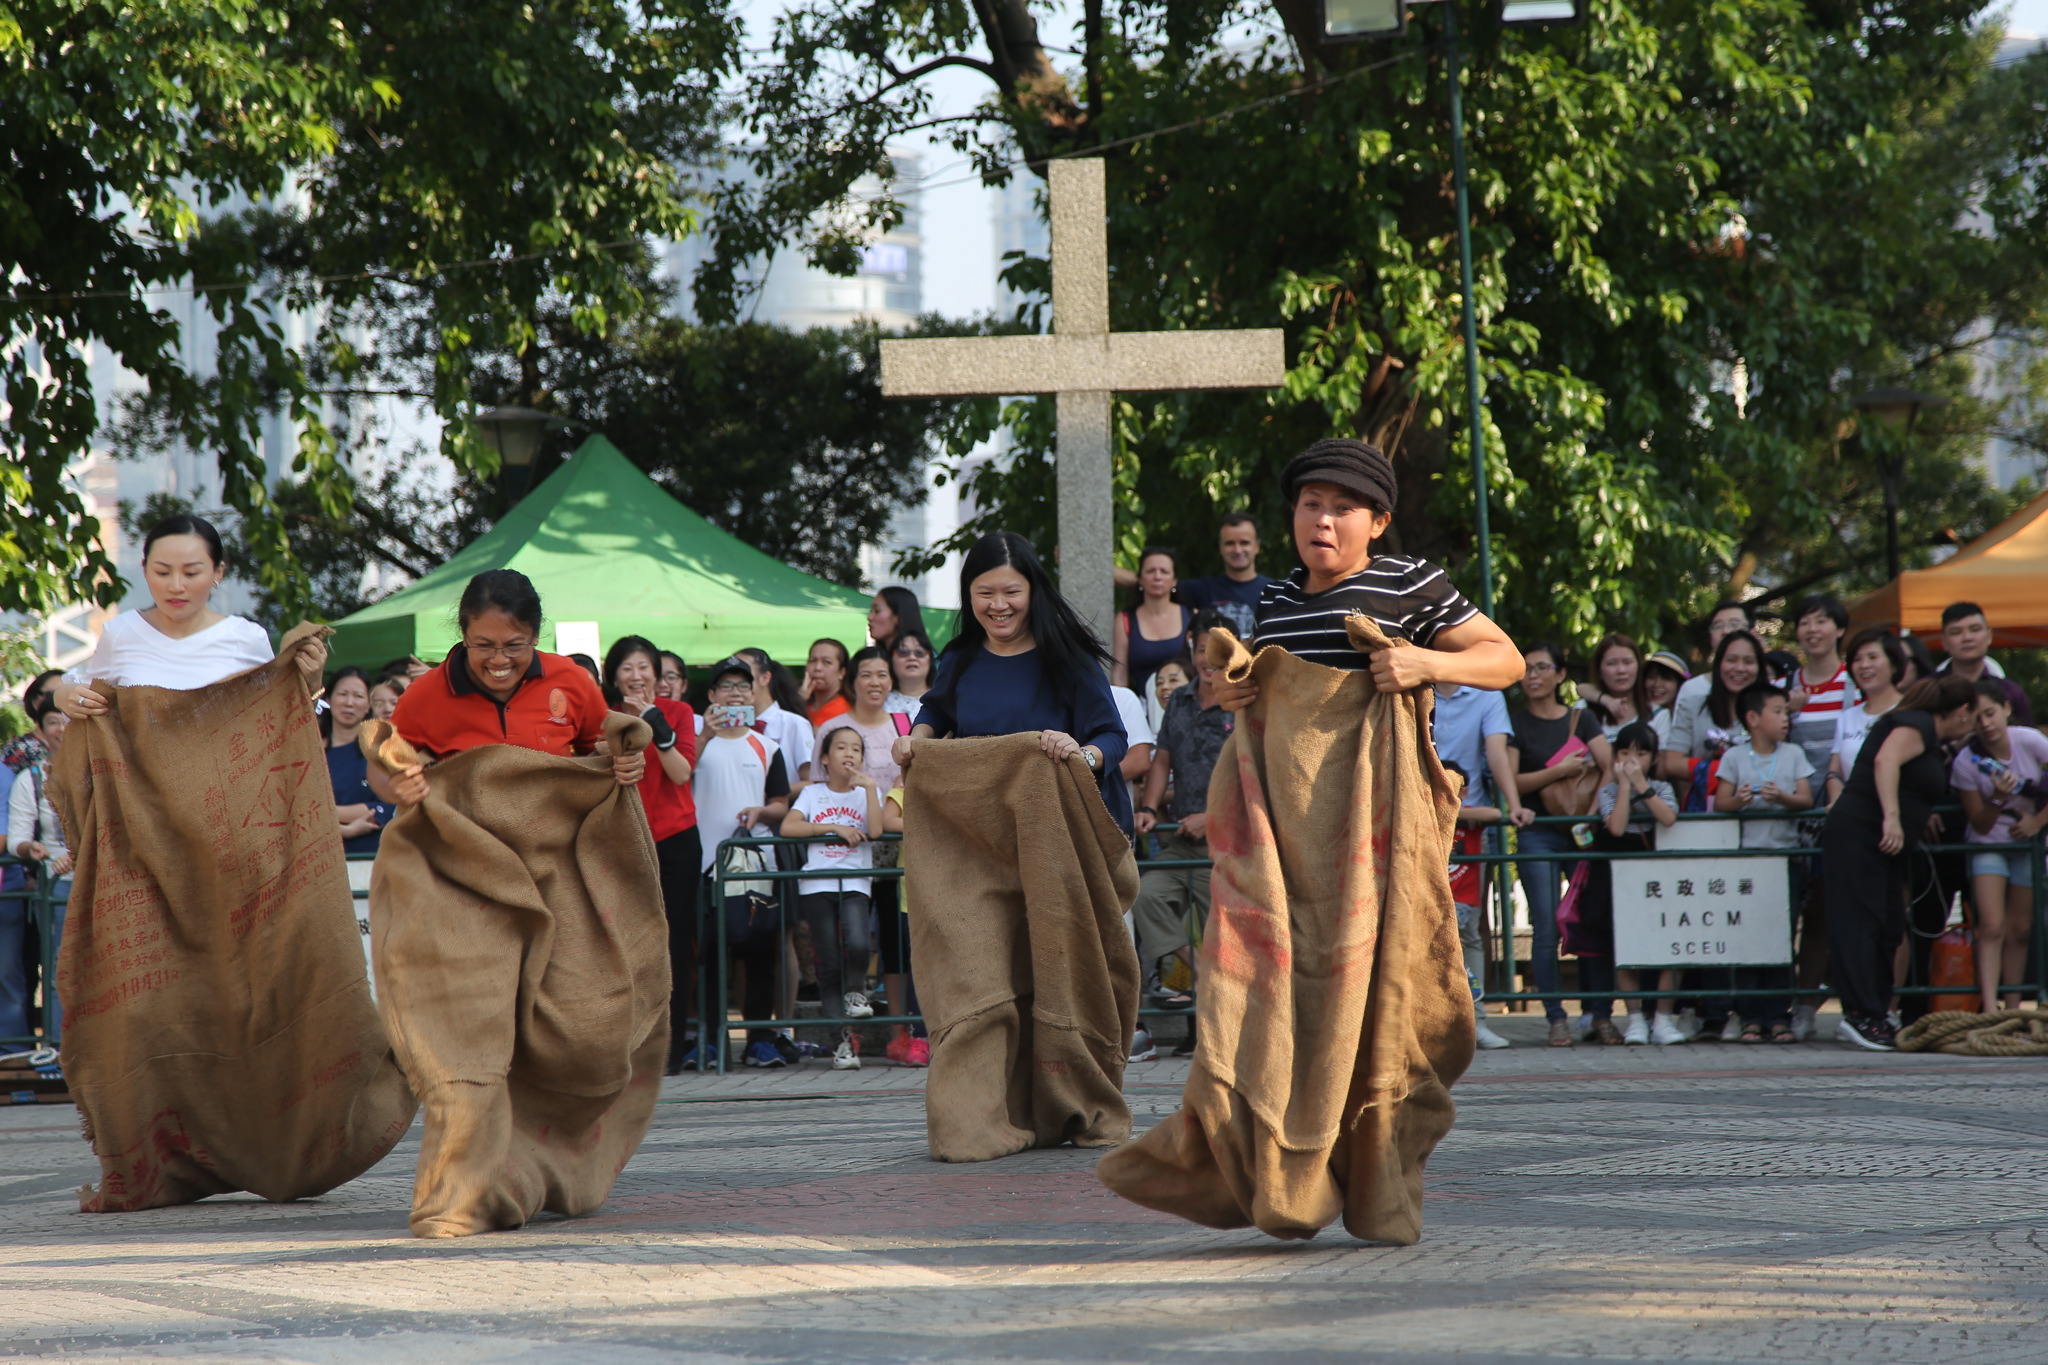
[1612,856,1793,966]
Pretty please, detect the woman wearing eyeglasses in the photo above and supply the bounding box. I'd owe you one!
[372,572,642,798]
[886,629,937,717]
[363,569,664,1238]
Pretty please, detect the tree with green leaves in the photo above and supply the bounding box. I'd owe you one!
[724,1,2048,658]
[124,265,1011,629]
[2,0,739,617]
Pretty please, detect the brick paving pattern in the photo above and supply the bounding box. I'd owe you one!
[4,1011,2048,1363]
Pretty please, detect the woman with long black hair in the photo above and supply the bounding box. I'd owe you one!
[892,532,1130,833]
[868,586,927,653]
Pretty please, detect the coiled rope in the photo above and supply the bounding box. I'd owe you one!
[1897,1009,2048,1056]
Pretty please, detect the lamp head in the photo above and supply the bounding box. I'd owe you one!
[1852,387,1946,432]
[474,406,555,469]
[1321,0,1405,40]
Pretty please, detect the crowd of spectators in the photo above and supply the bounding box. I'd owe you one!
[1469,596,2045,1053]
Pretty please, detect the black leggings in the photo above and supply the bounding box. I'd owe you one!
[654,827,701,1046]
[797,891,871,1021]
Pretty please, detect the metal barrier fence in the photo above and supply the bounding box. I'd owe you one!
[312,803,2047,1069]
[1465,808,2047,1009]
[704,827,1210,1074]
[0,855,68,1051]
[697,808,2046,1063]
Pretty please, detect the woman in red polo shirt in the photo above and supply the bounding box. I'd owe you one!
[371,571,645,805]
[603,634,701,1073]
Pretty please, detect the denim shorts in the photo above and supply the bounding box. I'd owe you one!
[1969,849,2036,888]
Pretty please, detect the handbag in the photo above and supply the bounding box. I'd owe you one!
[1540,708,1601,818]
[717,821,777,908]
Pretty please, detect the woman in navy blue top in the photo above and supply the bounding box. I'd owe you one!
[323,666,395,855]
[899,532,1131,833]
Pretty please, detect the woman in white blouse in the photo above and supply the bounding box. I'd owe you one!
[51,515,325,714]
[1825,628,1904,804]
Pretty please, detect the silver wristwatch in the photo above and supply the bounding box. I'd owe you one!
[1082,747,1099,771]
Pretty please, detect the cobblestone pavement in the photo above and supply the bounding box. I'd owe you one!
[6,1011,2048,1364]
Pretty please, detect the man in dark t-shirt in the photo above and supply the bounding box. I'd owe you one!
[1176,513,1276,642]
[1936,602,2034,726]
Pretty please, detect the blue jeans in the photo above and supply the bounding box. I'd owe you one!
[0,872,66,1044]
[0,863,27,1041]
[1517,824,1576,1022]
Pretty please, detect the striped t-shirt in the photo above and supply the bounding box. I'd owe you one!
[1253,558,1478,668]
[1789,661,1851,781]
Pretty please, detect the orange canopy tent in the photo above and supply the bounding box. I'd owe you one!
[1849,487,2048,647]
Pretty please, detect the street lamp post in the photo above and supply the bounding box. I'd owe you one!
[1851,387,1946,584]
[1321,0,1584,619]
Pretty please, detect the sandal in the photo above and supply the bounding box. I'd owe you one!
[1739,1022,1765,1044]
[1547,1019,1574,1048]
[1770,1022,1798,1044]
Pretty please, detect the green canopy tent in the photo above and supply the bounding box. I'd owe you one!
[328,435,884,671]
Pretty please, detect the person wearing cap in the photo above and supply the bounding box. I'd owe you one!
[692,655,796,1069]
[1214,438,1522,707]
[1643,650,1689,719]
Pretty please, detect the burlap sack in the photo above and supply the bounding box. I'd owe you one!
[363,713,667,1238]
[51,624,417,1212]
[902,733,1140,1162]
[1097,618,1474,1244]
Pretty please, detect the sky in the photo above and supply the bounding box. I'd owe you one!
[733,1,2048,323]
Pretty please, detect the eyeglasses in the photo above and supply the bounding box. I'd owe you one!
[894,646,929,659]
[466,641,533,659]
[1524,662,1559,674]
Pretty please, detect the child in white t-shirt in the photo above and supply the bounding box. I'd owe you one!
[780,725,882,1070]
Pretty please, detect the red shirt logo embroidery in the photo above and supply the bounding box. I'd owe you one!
[547,688,571,725]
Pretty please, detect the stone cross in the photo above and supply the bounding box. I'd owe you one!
[879,158,1286,651]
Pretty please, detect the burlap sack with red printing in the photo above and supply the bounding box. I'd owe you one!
[1097,618,1474,1244]
[364,711,667,1238]
[51,624,417,1212]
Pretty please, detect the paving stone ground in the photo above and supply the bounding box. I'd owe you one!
[6,1010,2048,1364]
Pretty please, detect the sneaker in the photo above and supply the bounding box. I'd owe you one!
[1649,1013,1688,1046]
[831,1038,861,1071]
[905,1037,930,1067]
[1887,1009,1903,1031]
[843,990,874,1019]
[1622,1013,1650,1046]
[1836,1013,1897,1052]
[885,1032,916,1065]
[1129,1027,1157,1062]
[1718,1015,1745,1042]
[1675,1008,1702,1041]
[1474,1020,1511,1050]
[793,1040,828,1059]
[667,1043,705,1074]
[1570,1014,1595,1041]
[743,1040,786,1069]
[1590,1017,1623,1046]
[771,1033,802,1066]
[1790,1004,1817,1042]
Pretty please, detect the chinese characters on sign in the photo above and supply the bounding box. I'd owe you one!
[1613,857,1793,966]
